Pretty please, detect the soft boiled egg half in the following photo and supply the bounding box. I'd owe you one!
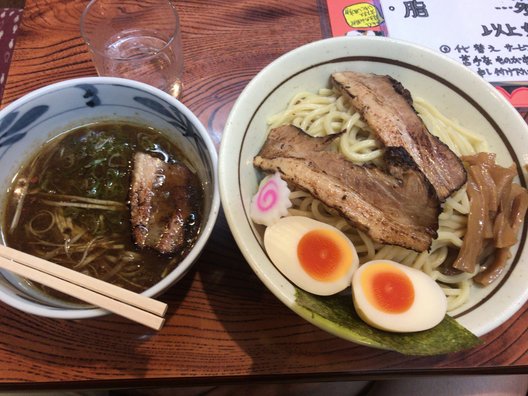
[264,216,359,296]
[352,260,447,332]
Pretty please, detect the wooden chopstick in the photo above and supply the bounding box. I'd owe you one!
[0,245,167,330]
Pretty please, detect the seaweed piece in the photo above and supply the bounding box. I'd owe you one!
[295,288,482,356]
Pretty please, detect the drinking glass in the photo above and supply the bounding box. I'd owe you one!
[81,0,184,98]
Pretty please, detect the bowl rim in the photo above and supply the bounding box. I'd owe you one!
[219,35,528,341]
[0,76,220,319]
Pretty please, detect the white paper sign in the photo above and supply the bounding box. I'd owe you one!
[380,0,528,82]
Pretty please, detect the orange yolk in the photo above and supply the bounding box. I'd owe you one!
[361,263,415,313]
[297,229,352,281]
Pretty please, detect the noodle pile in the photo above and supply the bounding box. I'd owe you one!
[267,88,489,311]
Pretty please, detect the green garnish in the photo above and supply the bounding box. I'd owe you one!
[295,288,482,356]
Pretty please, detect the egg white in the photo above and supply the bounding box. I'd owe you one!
[264,216,359,296]
[352,260,447,332]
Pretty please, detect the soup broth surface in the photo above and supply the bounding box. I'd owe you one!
[3,121,203,299]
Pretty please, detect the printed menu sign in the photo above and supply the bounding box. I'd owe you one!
[380,0,528,83]
[326,0,528,109]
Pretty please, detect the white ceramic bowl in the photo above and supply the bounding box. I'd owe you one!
[219,37,528,343]
[0,77,220,320]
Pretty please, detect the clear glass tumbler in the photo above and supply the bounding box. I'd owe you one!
[80,0,184,98]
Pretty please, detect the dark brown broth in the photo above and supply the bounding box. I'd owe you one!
[2,121,203,300]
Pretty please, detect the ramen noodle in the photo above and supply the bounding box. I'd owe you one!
[267,88,489,311]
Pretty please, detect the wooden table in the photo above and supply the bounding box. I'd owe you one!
[0,0,527,391]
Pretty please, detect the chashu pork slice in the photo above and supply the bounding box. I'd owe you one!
[331,71,467,201]
[253,125,441,252]
[129,152,195,255]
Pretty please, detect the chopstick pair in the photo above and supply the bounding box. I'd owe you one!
[0,245,167,330]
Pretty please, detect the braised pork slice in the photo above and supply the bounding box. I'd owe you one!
[254,125,441,252]
[129,152,195,255]
[331,71,466,201]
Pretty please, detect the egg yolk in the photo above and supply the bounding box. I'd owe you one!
[297,229,352,281]
[361,263,415,313]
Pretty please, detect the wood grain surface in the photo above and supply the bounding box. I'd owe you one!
[0,0,527,390]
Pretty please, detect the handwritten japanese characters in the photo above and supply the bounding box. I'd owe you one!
[381,0,528,82]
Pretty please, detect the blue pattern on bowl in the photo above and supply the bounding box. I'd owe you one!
[75,83,101,107]
[0,105,49,158]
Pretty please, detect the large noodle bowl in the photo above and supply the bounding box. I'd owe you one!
[267,88,490,312]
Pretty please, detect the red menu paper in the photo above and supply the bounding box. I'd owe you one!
[326,0,387,36]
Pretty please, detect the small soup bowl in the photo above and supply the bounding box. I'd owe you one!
[0,77,220,320]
